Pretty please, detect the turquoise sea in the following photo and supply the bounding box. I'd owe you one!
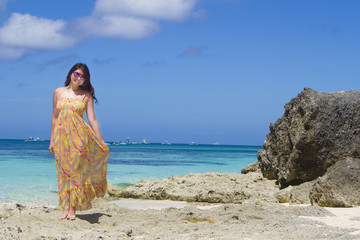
[0,139,260,207]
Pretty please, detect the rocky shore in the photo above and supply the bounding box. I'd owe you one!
[258,88,360,207]
[1,169,359,239]
[2,88,360,239]
[106,172,279,204]
[107,89,360,208]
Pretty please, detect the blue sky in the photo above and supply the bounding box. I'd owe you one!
[0,0,359,145]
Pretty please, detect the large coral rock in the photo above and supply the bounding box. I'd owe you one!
[309,157,360,207]
[275,180,315,204]
[258,88,360,187]
[241,162,261,174]
[108,172,279,204]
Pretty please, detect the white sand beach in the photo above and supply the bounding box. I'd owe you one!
[1,198,360,240]
[298,205,360,236]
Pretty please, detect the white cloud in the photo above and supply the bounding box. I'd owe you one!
[74,0,202,40]
[0,44,25,60]
[0,0,203,59]
[93,0,200,21]
[73,15,159,39]
[0,13,76,50]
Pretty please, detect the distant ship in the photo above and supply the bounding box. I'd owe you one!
[140,139,150,144]
[190,141,198,146]
[212,142,220,145]
[25,137,41,142]
[108,138,149,145]
[162,140,171,145]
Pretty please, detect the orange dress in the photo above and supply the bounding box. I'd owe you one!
[53,96,109,211]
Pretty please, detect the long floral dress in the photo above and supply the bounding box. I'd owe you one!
[53,96,109,211]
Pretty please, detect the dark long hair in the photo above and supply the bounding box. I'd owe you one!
[65,63,98,103]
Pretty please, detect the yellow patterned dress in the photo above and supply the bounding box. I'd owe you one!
[53,96,109,211]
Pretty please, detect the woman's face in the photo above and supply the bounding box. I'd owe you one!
[70,68,86,87]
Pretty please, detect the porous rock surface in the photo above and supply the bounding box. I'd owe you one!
[108,172,280,204]
[258,88,360,187]
[275,181,315,204]
[309,157,360,207]
[241,161,261,174]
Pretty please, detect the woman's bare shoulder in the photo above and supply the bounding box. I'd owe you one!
[54,87,65,94]
[53,87,65,98]
[84,92,93,101]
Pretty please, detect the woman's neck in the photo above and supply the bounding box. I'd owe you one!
[67,84,81,93]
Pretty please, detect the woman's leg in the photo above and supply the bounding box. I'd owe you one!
[58,204,69,220]
[67,205,76,220]
[67,192,76,220]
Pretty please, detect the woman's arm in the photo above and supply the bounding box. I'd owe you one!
[85,95,106,144]
[49,88,61,155]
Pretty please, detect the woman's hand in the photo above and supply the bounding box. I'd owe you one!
[49,142,55,155]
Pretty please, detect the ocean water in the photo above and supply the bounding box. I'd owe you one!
[0,139,260,207]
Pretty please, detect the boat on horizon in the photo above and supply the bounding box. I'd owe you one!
[25,137,42,142]
[140,139,150,144]
[190,141,198,146]
[162,140,171,145]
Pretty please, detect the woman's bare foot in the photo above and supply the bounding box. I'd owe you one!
[58,207,69,220]
[67,206,76,221]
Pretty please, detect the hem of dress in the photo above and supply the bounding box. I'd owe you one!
[58,182,107,211]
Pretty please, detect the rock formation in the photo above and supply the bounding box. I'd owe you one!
[257,87,360,207]
[241,162,260,174]
[258,88,360,188]
[107,172,280,204]
[105,88,360,207]
[275,181,315,204]
[309,157,360,207]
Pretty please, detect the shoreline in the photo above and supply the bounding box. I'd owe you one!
[2,171,360,239]
[1,198,360,239]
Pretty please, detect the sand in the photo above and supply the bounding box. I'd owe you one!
[298,205,360,236]
[1,198,360,240]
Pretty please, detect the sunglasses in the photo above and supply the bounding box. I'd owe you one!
[73,71,86,80]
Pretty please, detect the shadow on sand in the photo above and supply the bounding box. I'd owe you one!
[77,213,112,224]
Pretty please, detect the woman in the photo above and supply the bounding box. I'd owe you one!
[49,63,109,220]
